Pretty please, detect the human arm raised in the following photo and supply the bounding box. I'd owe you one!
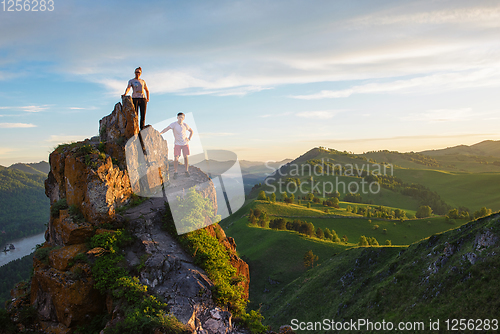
[160,125,172,135]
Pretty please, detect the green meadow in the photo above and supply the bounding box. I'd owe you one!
[394,168,500,212]
[221,147,500,330]
[251,200,463,246]
[221,197,474,327]
[221,210,352,311]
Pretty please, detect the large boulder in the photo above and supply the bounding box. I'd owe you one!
[99,95,139,143]
[99,95,139,167]
[45,142,133,226]
[125,125,169,197]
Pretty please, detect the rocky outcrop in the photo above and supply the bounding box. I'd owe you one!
[45,141,132,227]
[7,96,250,334]
[122,195,245,333]
[48,210,93,246]
[125,125,169,197]
[99,95,139,167]
[31,256,104,329]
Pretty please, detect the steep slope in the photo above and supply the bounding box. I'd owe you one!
[265,213,500,332]
[0,169,49,246]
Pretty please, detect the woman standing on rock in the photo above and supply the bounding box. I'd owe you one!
[123,67,150,130]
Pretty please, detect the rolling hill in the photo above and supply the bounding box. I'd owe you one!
[264,212,500,332]
[219,144,500,331]
[421,140,500,157]
[7,161,49,175]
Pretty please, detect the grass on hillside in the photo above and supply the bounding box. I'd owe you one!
[220,213,353,313]
[221,198,477,326]
[264,214,500,332]
[394,169,500,212]
[250,200,468,246]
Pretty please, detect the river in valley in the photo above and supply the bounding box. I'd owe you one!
[0,232,46,267]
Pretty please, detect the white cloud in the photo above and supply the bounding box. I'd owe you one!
[198,132,236,138]
[403,108,478,123]
[349,3,500,28]
[259,112,293,118]
[46,135,85,143]
[0,123,36,128]
[296,110,344,119]
[3,0,500,98]
[23,105,50,113]
[0,105,50,113]
[0,147,14,155]
[291,68,500,99]
[70,107,96,110]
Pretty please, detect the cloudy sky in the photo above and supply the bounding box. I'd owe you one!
[1,0,500,165]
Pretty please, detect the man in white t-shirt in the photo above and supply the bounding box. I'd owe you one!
[160,112,193,179]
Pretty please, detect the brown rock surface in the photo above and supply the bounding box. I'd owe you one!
[48,243,88,271]
[49,210,93,246]
[99,95,139,143]
[45,143,133,227]
[31,260,105,328]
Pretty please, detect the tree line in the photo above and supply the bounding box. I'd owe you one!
[248,209,346,243]
[0,253,33,308]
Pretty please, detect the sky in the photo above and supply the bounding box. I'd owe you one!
[1,0,500,166]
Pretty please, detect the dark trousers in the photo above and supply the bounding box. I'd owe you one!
[133,98,147,130]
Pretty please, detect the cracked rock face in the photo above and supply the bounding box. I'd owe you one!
[121,186,248,333]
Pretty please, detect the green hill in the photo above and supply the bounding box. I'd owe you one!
[222,141,500,332]
[264,213,500,332]
[7,161,49,175]
[421,140,500,157]
[220,196,479,328]
[394,169,500,212]
[222,196,500,331]
[253,147,499,216]
[0,169,49,246]
[365,150,500,173]
[0,254,33,309]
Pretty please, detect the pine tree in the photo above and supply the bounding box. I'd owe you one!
[303,250,318,268]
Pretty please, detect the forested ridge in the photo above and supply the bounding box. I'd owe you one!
[0,169,49,246]
[0,254,33,308]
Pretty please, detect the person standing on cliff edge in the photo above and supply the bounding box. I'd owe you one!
[123,67,149,130]
[160,112,193,180]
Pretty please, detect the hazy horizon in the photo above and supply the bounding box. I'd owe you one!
[2,138,500,168]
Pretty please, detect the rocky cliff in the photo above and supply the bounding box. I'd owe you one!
[5,96,250,334]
